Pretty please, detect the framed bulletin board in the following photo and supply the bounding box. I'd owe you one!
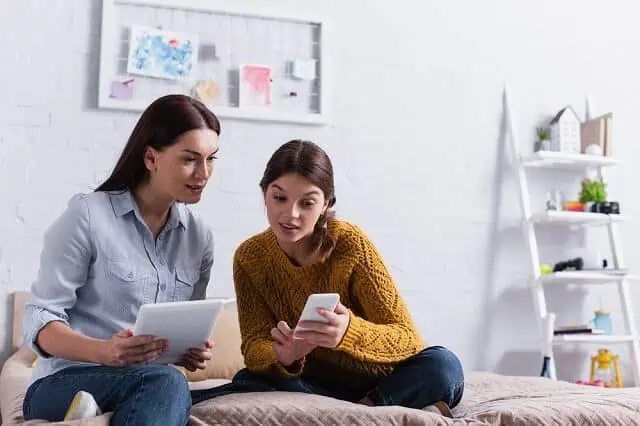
[98,0,331,125]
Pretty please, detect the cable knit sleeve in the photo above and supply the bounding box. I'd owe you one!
[336,226,424,363]
[233,251,304,377]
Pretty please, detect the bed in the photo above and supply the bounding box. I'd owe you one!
[3,292,640,425]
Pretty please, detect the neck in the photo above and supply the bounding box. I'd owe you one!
[133,183,174,237]
[277,235,318,267]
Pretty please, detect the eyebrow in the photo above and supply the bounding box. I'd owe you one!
[272,184,321,196]
[182,148,219,156]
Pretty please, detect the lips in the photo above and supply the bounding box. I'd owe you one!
[186,184,205,193]
[279,222,300,231]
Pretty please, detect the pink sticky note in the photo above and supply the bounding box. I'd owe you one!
[110,80,134,100]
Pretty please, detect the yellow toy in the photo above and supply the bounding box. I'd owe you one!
[590,348,622,388]
[539,264,553,275]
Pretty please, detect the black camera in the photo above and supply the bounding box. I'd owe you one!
[590,201,620,215]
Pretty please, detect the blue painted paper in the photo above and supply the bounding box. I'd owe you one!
[127,26,198,80]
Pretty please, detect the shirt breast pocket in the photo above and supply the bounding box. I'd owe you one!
[173,266,199,301]
[107,260,154,283]
[106,260,155,301]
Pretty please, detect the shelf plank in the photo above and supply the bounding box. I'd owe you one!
[521,151,619,170]
[531,210,626,225]
[540,271,639,285]
[553,334,636,344]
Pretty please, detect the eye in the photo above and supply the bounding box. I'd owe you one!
[302,199,316,209]
[183,157,196,164]
[207,154,218,162]
[273,194,286,203]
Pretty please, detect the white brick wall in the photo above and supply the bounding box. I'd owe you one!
[2,0,640,385]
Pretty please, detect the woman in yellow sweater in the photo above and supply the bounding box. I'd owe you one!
[192,140,464,415]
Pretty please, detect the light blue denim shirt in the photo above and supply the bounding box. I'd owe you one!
[23,190,214,384]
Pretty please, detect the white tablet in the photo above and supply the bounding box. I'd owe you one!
[133,298,227,365]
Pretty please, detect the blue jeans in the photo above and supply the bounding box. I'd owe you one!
[23,364,191,425]
[192,346,464,409]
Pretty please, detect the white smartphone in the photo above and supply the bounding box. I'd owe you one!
[294,293,340,335]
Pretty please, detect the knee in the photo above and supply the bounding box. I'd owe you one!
[143,365,190,399]
[232,368,274,391]
[414,347,464,399]
[232,368,258,383]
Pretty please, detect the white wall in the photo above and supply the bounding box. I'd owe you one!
[3,0,640,385]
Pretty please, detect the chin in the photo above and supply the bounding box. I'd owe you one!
[272,227,308,244]
[176,194,202,204]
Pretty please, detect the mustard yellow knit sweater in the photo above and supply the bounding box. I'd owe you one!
[232,219,425,389]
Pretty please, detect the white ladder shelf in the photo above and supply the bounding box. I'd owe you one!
[504,86,640,386]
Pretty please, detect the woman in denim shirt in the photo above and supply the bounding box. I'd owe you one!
[22,94,221,425]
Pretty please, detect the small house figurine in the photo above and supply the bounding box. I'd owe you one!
[549,106,581,153]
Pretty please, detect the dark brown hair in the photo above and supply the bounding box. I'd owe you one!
[96,94,221,192]
[260,139,337,258]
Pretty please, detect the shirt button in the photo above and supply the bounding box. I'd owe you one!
[126,272,134,279]
[160,284,166,291]
[159,259,165,265]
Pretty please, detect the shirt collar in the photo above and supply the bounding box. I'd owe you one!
[108,190,189,230]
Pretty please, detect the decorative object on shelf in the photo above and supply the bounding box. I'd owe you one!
[554,324,605,335]
[584,143,603,156]
[539,263,553,275]
[581,113,613,156]
[585,95,595,121]
[579,178,607,207]
[590,201,620,215]
[590,348,622,388]
[553,257,584,272]
[545,190,563,211]
[581,249,607,270]
[562,201,585,212]
[534,126,551,152]
[589,309,613,335]
[540,313,557,379]
[549,106,582,154]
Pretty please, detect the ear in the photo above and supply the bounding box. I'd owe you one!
[143,146,158,172]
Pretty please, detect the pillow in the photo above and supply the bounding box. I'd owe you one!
[184,300,245,381]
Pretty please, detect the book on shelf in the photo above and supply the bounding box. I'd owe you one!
[554,325,605,335]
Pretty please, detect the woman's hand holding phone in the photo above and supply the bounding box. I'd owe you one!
[293,302,350,348]
[271,321,316,366]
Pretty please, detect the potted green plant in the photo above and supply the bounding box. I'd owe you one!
[579,178,607,212]
[535,126,551,151]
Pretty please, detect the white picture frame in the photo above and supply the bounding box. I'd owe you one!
[97,0,332,126]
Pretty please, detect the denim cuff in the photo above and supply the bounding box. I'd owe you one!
[366,387,392,406]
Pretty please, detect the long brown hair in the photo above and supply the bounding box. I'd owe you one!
[260,140,337,258]
[96,94,221,192]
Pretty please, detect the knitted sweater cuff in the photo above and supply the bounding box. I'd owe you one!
[336,311,362,353]
[274,357,305,378]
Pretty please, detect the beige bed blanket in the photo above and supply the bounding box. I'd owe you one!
[3,347,640,425]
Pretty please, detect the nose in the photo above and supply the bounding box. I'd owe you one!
[194,159,211,180]
[286,202,301,218]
